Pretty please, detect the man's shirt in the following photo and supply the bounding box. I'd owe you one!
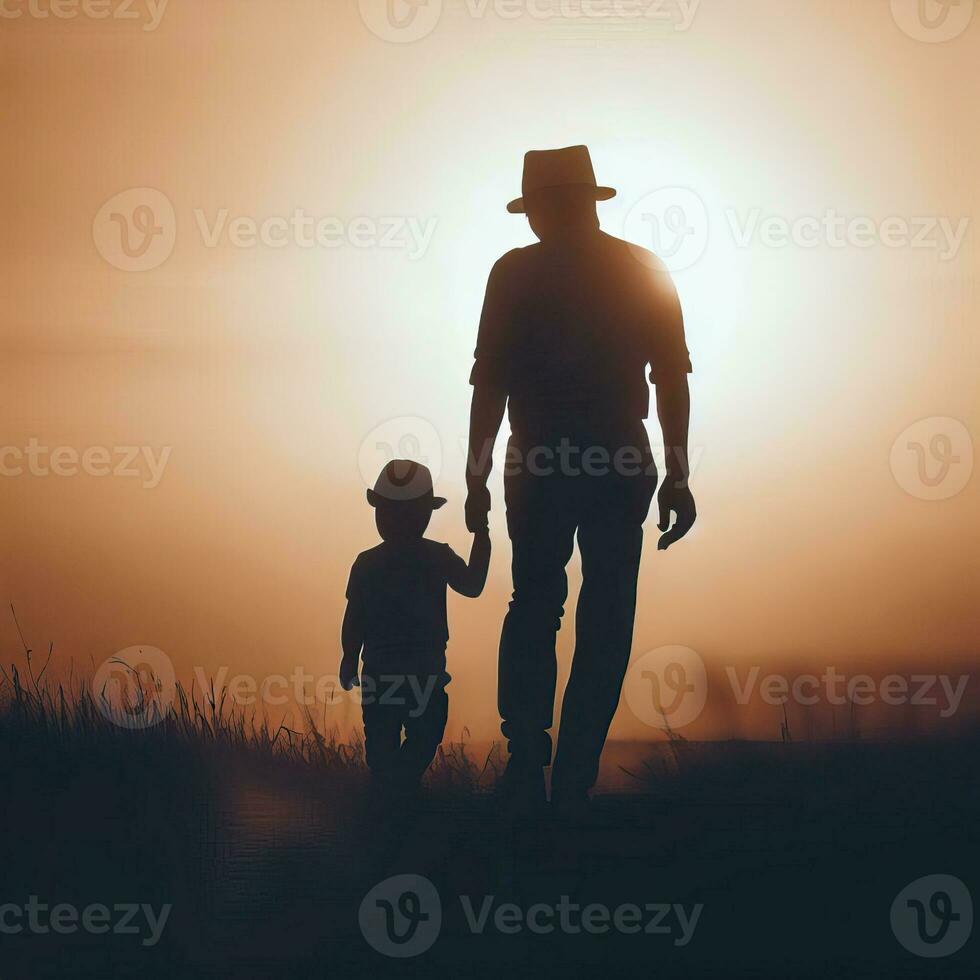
[470,231,692,442]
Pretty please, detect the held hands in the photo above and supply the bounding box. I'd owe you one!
[339,654,360,691]
[657,477,697,551]
[465,483,491,534]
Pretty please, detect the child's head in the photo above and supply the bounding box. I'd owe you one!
[367,460,446,541]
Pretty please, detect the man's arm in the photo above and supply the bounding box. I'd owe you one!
[466,253,515,532]
[642,251,696,552]
[447,529,492,598]
[464,384,507,533]
[655,373,696,551]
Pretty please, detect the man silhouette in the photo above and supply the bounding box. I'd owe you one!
[464,146,696,814]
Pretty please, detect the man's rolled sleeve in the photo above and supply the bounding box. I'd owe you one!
[649,339,693,385]
[469,253,516,391]
[645,260,693,384]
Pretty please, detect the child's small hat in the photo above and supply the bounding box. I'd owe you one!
[367,459,447,510]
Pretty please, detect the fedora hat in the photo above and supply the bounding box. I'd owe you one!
[507,145,616,214]
[366,459,447,509]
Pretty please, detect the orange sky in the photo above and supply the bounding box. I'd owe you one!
[1,0,977,743]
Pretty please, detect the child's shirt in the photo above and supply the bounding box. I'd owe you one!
[345,537,481,671]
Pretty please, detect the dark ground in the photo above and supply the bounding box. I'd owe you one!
[2,701,978,980]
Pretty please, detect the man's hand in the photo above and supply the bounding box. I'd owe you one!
[339,655,360,691]
[657,479,697,551]
[465,385,506,533]
[465,483,491,533]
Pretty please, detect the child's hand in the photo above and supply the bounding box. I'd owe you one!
[465,484,491,534]
[339,655,360,691]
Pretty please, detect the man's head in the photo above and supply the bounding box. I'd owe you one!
[507,145,614,241]
[367,459,446,541]
[524,185,600,242]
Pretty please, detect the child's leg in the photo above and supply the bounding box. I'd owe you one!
[361,688,403,779]
[399,672,449,781]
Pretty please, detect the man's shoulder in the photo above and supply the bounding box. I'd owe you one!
[491,245,538,276]
[599,232,672,276]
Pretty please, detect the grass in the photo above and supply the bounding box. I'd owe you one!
[0,602,491,792]
[0,633,495,978]
[2,619,978,980]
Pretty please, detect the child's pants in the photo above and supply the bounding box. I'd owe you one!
[361,670,450,782]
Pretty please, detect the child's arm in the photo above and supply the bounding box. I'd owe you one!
[447,528,492,598]
[339,602,363,690]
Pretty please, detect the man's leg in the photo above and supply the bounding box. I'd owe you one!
[499,473,577,772]
[552,486,649,799]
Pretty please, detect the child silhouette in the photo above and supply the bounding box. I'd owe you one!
[340,459,491,788]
